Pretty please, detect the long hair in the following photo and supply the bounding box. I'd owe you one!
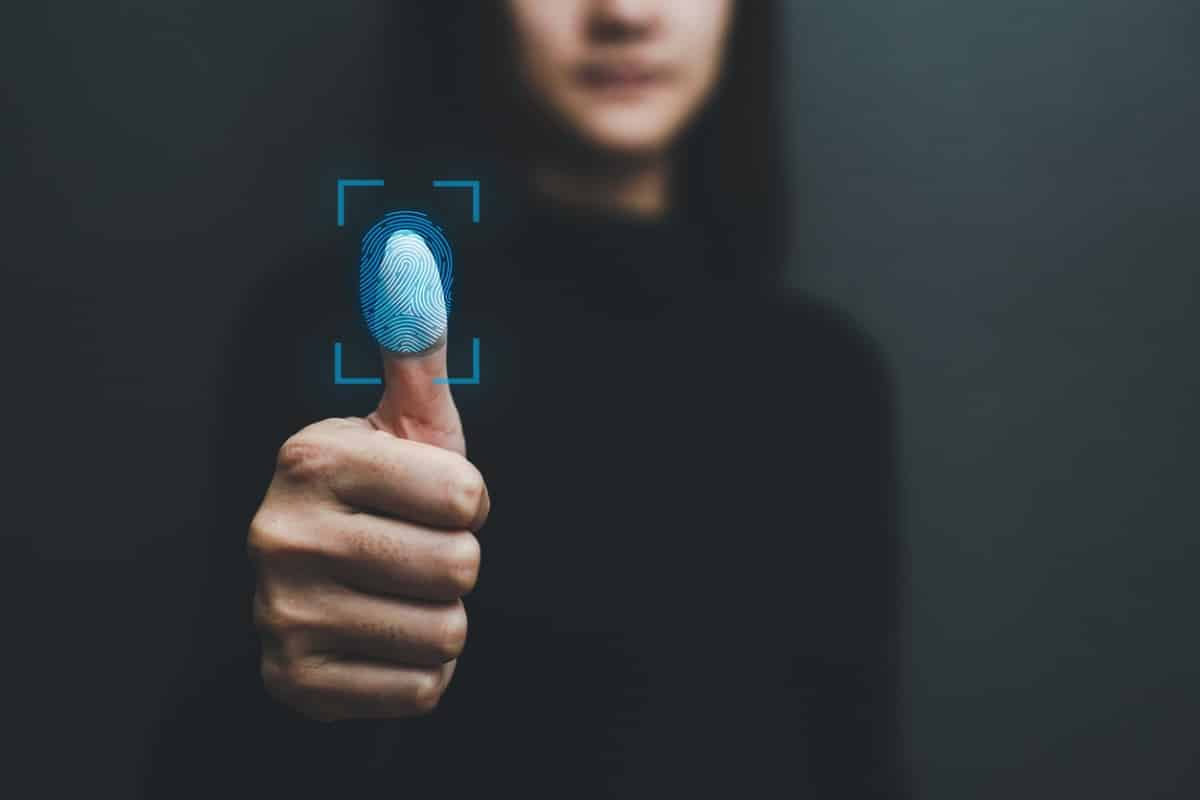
[394,1,788,287]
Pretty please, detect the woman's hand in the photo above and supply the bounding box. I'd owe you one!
[247,341,489,721]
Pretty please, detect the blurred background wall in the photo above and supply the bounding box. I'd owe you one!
[779,2,1199,796]
[3,1,1197,797]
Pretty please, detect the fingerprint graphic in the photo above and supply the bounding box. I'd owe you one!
[359,211,454,354]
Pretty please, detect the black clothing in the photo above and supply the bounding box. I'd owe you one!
[148,191,907,797]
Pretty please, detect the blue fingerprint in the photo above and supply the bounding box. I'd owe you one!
[359,211,454,354]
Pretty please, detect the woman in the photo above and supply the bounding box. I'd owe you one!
[150,1,906,796]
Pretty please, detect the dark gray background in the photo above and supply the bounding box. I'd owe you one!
[4,1,1197,797]
[781,1,1198,797]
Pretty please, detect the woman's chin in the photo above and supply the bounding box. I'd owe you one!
[571,123,680,164]
[546,97,681,158]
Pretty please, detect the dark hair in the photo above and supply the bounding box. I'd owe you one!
[398,0,788,287]
[679,2,788,286]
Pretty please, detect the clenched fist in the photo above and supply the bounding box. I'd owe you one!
[247,337,489,721]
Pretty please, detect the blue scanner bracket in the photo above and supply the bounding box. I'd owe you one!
[333,338,480,386]
[334,178,483,385]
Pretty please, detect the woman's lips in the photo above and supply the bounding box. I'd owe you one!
[576,62,668,94]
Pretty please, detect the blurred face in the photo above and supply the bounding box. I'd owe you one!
[507,0,735,160]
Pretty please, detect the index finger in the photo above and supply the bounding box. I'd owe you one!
[329,424,490,531]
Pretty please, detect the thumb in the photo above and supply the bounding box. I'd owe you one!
[369,340,465,457]
[361,228,465,456]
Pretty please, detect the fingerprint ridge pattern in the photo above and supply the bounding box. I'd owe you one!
[359,211,454,354]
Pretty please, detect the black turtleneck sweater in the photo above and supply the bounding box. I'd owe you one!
[147,193,907,798]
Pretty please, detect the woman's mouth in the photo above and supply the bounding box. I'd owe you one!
[575,61,669,95]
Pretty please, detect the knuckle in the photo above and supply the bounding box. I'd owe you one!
[277,656,327,698]
[409,671,444,715]
[253,585,317,640]
[246,510,288,562]
[284,664,319,696]
[276,430,339,484]
[262,654,340,720]
[247,508,327,565]
[432,603,469,662]
[445,461,486,527]
[438,533,481,596]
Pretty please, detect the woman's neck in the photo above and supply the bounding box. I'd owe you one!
[531,156,673,219]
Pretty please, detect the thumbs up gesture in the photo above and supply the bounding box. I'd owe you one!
[248,330,490,721]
